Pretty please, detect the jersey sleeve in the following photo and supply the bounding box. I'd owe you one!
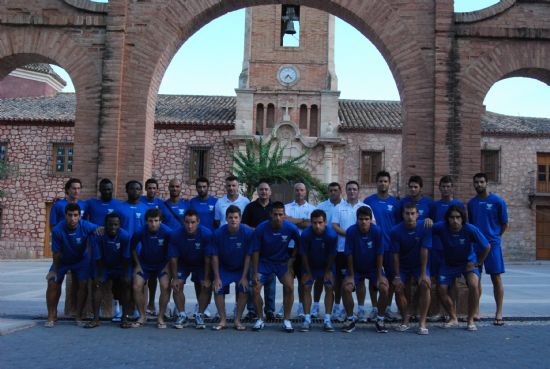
[469,224,490,251]
[328,231,338,256]
[291,225,301,250]
[251,226,262,254]
[120,230,132,259]
[203,228,214,257]
[390,227,400,254]
[299,231,310,257]
[498,197,509,225]
[374,227,385,255]
[51,227,63,254]
[421,227,432,250]
[130,229,142,252]
[214,200,222,221]
[90,234,102,261]
[166,229,180,259]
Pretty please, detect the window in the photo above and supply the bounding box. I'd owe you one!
[255,104,264,135]
[309,105,319,137]
[481,149,500,182]
[0,142,7,163]
[537,153,550,193]
[281,5,300,47]
[299,104,308,129]
[52,143,74,174]
[190,147,210,182]
[266,103,275,128]
[361,151,383,185]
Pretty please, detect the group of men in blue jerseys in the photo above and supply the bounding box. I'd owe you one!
[45,170,508,334]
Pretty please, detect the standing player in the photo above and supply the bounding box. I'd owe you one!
[49,178,87,228]
[130,208,172,328]
[168,209,213,329]
[119,180,149,236]
[211,205,254,330]
[364,171,400,321]
[284,182,316,318]
[163,178,189,230]
[341,206,389,333]
[467,173,508,326]
[87,213,132,328]
[391,203,432,335]
[299,209,338,332]
[189,176,218,231]
[251,202,300,332]
[397,175,433,222]
[45,203,99,327]
[214,175,250,228]
[433,205,491,331]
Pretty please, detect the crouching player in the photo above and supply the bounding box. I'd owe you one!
[391,203,432,335]
[211,205,254,331]
[45,203,100,327]
[169,209,213,329]
[341,206,389,333]
[130,208,172,328]
[299,209,338,332]
[432,205,491,331]
[87,213,132,328]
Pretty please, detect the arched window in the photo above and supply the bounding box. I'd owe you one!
[266,103,275,128]
[309,104,319,136]
[255,103,264,135]
[299,104,308,129]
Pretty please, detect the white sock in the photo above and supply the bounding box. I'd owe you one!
[305,314,311,323]
[324,314,331,323]
[358,304,365,311]
[333,303,341,313]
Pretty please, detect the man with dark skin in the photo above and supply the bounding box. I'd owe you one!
[163,178,189,230]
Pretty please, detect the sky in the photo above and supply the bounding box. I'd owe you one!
[52,0,550,118]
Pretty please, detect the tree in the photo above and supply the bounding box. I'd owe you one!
[232,137,328,201]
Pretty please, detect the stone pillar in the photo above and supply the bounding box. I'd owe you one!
[320,90,340,138]
[323,144,333,183]
[235,88,255,136]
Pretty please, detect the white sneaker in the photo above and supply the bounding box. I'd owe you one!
[333,306,345,323]
[275,305,284,319]
[192,304,199,318]
[357,308,367,323]
[297,304,305,318]
[311,304,320,318]
[112,305,122,322]
[368,307,379,322]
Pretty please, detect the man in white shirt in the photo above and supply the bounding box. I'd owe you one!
[331,180,376,322]
[214,175,250,228]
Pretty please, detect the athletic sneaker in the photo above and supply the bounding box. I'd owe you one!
[192,304,199,318]
[112,306,122,323]
[357,308,367,323]
[417,327,429,335]
[375,319,388,333]
[368,307,378,322]
[252,319,265,331]
[323,321,335,332]
[297,304,305,318]
[333,306,346,323]
[341,319,356,333]
[311,304,319,318]
[300,321,311,332]
[283,320,294,333]
[275,305,284,319]
[174,313,188,329]
[427,313,442,322]
[395,324,410,332]
[195,313,206,329]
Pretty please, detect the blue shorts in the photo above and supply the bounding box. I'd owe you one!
[216,268,247,295]
[354,271,382,285]
[303,268,335,286]
[98,267,133,283]
[177,266,205,284]
[438,264,480,286]
[400,268,430,283]
[483,242,505,275]
[137,264,168,281]
[429,249,444,277]
[258,261,289,285]
[383,252,395,279]
[49,258,90,284]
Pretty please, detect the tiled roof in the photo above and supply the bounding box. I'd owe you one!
[19,64,67,87]
[1,93,550,136]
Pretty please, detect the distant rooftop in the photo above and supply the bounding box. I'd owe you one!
[18,64,67,87]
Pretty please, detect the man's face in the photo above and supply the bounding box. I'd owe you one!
[346,184,359,202]
[226,212,241,229]
[225,180,239,197]
[473,176,487,195]
[403,207,419,226]
[408,182,422,198]
[145,183,158,200]
[65,210,80,228]
[126,183,142,202]
[439,182,453,198]
[311,216,326,235]
[357,215,372,233]
[67,182,81,201]
[257,183,271,201]
[270,208,285,227]
[376,176,390,195]
[448,210,463,232]
[196,181,209,198]
[106,217,120,238]
[169,180,181,198]
[184,215,199,234]
[99,182,113,201]
[146,216,161,233]
[294,183,307,203]
[328,185,342,202]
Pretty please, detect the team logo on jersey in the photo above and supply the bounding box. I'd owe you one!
[195,242,201,249]
[367,241,373,249]
[136,213,142,219]
[486,204,493,210]
[209,205,214,211]
[236,242,242,249]
[108,209,114,214]
[178,209,185,215]
[76,238,82,244]
[387,205,394,211]
[80,211,85,216]
[158,239,164,246]
[282,235,288,242]
[459,239,465,245]
[419,210,424,216]
[115,242,120,250]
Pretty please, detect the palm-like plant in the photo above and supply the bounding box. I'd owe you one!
[233,137,327,201]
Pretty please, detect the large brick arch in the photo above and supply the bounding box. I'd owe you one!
[0,28,103,194]
[117,0,435,192]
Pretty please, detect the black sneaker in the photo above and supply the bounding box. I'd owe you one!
[375,320,388,333]
[341,319,356,333]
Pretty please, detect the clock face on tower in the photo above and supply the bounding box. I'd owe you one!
[277,65,299,86]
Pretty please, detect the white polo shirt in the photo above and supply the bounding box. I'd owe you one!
[332,200,376,252]
[285,200,316,248]
[316,199,343,224]
[214,194,250,226]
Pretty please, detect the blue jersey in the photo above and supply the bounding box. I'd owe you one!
[131,224,172,270]
[467,194,508,245]
[118,201,149,235]
[49,199,87,228]
[344,223,384,274]
[189,196,218,231]
[252,220,301,264]
[51,220,98,264]
[364,194,399,251]
[211,225,254,271]
[397,196,433,222]
[86,198,123,226]
[299,226,338,270]
[168,225,213,269]
[390,221,432,271]
[432,222,489,266]
[92,229,131,269]
[162,199,189,230]
[431,199,465,251]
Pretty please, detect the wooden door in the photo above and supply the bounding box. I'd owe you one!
[536,206,550,260]
[44,202,52,258]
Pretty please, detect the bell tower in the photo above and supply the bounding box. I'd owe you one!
[236,5,340,137]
